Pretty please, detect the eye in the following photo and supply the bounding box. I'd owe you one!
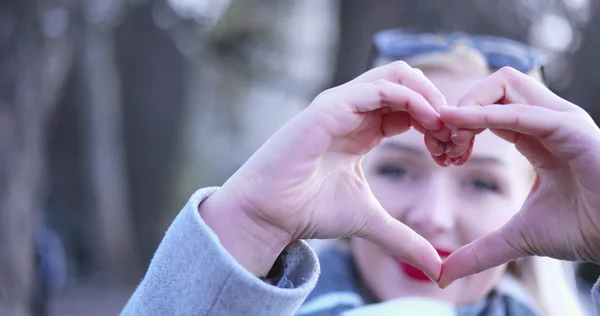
[471,179,500,192]
[377,165,409,180]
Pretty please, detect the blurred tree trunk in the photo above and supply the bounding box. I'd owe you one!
[77,0,140,283]
[115,1,186,265]
[165,0,339,228]
[0,0,76,315]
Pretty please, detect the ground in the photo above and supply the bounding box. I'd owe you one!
[49,285,134,316]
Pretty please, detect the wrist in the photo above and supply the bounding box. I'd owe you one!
[199,189,291,277]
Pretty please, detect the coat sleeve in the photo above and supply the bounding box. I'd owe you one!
[120,187,320,316]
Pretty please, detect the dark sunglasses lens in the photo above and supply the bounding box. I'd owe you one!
[373,31,545,73]
[378,44,448,59]
[374,32,447,60]
[483,51,532,72]
[474,37,544,72]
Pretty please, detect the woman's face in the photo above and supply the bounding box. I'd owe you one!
[353,70,534,304]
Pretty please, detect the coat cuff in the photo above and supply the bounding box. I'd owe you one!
[121,187,320,316]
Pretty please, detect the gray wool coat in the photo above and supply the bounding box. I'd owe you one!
[120,188,599,316]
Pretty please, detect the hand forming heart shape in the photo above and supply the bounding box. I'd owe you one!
[200,62,600,290]
[436,67,600,287]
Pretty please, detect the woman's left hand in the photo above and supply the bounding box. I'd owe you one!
[436,67,600,288]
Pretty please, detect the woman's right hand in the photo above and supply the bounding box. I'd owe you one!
[200,61,449,279]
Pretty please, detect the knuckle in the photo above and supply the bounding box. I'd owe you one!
[391,60,410,70]
[372,78,389,87]
[372,79,389,99]
[389,60,411,82]
[312,88,339,109]
[572,106,594,123]
[510,103,530,113]
[314,88,335,102]
[572,112,597,136]
[497,66,523,84]
[497,66,519,76]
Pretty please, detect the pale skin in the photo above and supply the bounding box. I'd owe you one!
[439,67,600,287]
[352,70,533,304]
[199,62,600,291]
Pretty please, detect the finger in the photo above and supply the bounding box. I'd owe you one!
[440,103,565,140]
[381,111,411,137]
[413,67,425,77]
[450,128,485,145]
[451,137,475,166]
[321,79,443,131]
[411,119,451,143]
[451,128,474,145]
[443,103,566,167]
[424,131,445,157]
[488,128,519,143]
[446,140,469,159]
[438,219,528,288]
[423,130,453,166]
[410,118,426,134]
[353,61,452,141]
[432,154,451,167]
[364,211,442,282]
[444,116,482,158]
[446,128,482,158]
[489,129,555,168]
[458,67,571,111]
[350,61,448,112]
[447,66,566,160]
[432,126,452,142]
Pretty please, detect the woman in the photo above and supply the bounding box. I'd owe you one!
[121,30,600,316]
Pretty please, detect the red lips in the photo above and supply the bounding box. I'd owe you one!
[435,248,452,257]
[396,248,452,283]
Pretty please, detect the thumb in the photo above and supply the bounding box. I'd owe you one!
[362,208,443,282]
[438,216,529,288]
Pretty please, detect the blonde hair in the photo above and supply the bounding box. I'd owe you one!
[400,45,585,316]
[509,257,585,316]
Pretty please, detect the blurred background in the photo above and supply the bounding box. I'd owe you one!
[2,0,600,315]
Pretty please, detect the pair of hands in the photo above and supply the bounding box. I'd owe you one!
[200,61,600,288]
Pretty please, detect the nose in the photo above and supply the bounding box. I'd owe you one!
[400,179,456,238]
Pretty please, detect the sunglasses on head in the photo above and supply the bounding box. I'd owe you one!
[369,29,547,75]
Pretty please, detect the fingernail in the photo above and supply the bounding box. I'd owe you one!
[427,274,438,284]
[444,155,451,166]
[444,143,452,154]
[451,128,458,139]
[439,280,455,289]
[433,143,444,156]
[451,157,460,165]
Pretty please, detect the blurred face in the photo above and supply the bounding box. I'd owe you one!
[353,70,534,304]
